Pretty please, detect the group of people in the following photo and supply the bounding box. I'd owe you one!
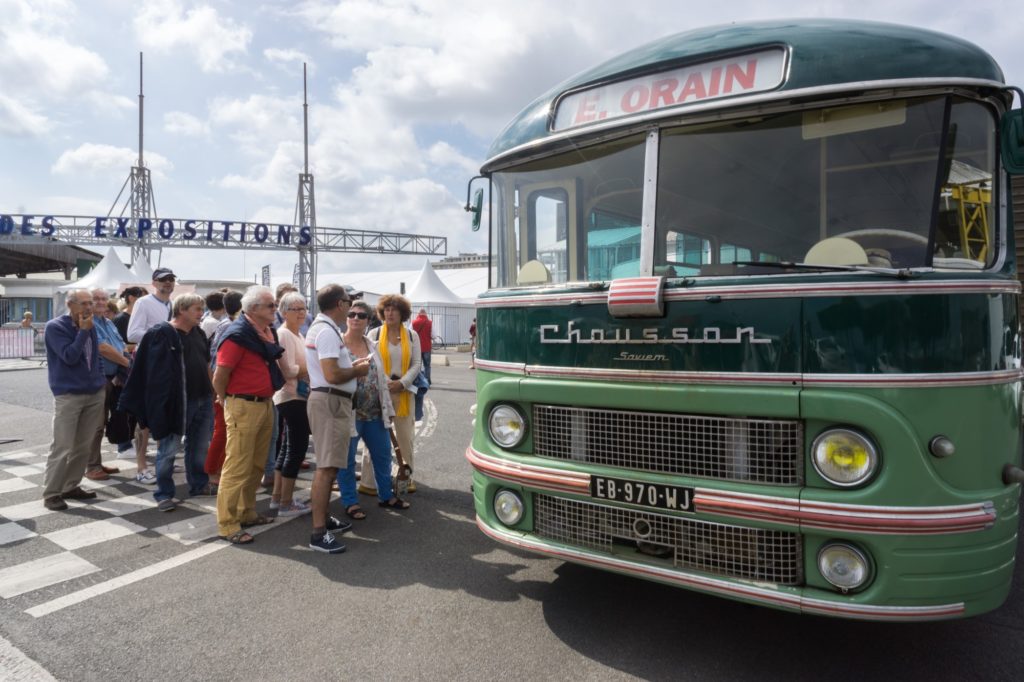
[41,270,429,556]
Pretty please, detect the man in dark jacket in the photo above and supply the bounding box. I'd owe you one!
[41,289,106,511]
[120,293,215,511]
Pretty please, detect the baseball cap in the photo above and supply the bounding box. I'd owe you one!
[153,268,176,281]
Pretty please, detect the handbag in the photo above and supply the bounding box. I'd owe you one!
[296,379,310,398]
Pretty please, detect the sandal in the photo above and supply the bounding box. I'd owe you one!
[241,514,274,528]
[379,497,410,510]
[220,530,254,544]
[345,504,367,520]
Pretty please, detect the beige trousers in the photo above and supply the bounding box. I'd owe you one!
[43,389,106,498]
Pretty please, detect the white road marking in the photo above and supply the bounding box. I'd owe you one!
[44,518,147,551]
[416,397,437,439]
[3,464,46,478]
[0,522,37,546]
[0,552,99,599]
[0,632,56,681]
[0,478,36,494]
[151,514,221,545]
[0,451,41,463]
[0,499,85,521]
[88,493,157,516]
[24,520,282,618]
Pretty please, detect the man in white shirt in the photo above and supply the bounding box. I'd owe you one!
[304,283,369,554]
[127,268,176,343]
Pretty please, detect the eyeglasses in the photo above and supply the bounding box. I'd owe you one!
[287,307,307,312]
[260,302,278,309]
[347,312,368,320]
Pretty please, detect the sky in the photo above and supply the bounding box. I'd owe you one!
[2,0,1022,282]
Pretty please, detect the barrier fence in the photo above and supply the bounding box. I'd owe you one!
[0,328,44,360]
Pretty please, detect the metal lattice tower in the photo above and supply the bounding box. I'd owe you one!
[294,63,317,312]
[108,52,157,268]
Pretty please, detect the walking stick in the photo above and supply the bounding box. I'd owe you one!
[389,426,413,496]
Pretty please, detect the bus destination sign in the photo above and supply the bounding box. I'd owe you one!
[553,48,787,131]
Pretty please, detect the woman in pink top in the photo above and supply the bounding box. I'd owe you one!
[270,292,312,516]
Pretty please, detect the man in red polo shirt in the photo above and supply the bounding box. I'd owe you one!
[212,285,285,544]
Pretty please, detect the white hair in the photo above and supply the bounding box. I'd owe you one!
[279,291,306,312]
[241,285,274,313]
[66,289,91,307]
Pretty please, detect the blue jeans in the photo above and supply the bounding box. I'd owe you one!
[337,418,395,506]
[154,395,213,501]
[421,352,431,384]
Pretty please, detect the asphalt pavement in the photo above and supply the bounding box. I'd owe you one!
[1,354,1022,681]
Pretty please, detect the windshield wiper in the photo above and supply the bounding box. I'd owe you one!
[732,261,918,279]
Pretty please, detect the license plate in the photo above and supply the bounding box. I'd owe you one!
[590,476,693,512]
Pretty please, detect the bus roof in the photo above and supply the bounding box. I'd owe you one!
[485,19,1004,165]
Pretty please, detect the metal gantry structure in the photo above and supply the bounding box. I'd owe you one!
[1,54,447,310]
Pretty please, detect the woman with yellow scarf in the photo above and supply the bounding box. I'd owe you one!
[360,294,423,495]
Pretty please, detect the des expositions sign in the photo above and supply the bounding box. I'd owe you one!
[0,214,313,246]
[553,48,787,131]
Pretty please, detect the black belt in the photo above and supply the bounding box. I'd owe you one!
[311,387,353,400]
[227,393,271,402]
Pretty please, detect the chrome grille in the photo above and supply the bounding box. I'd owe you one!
[533,405,803,485]
[534,494,802,585]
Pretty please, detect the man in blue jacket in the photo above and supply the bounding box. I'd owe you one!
[42,289,107,511]
[120,293,215,512]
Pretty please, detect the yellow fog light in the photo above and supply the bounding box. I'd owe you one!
[494,490,524,526]
[811,428,878,487]
[818,543,871,592]
[488,404,526,448]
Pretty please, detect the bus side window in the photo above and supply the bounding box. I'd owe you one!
[662,229,709,275]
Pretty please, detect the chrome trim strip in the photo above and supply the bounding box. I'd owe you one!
[639,130,658,276]
[477,517,965,620]
[471,362,1022,389]
[483,77,1005,170]
[476,279,1021,308]
[466,447,998,534]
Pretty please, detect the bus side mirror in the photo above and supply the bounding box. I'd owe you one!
[464,176,486,232]
[1001,109,1024,174]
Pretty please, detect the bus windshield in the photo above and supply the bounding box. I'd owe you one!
[490,95,996,287]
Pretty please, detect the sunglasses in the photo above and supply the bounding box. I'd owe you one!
[347,312,369,319]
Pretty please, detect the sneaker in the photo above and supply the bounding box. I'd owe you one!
[119,445,137,461]
[278,500,311,517]
[309,531,346,554]
[173,464,185,473]
[135,469,157,485]
[157,498,177,512]
[325,515,353,534]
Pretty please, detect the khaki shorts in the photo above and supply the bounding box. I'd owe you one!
[306,391,354,470]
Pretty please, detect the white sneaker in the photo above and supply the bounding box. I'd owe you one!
[119,445,137,461]
[278,500,311,517]
[135,469,157,485]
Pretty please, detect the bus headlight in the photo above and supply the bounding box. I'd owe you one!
[488,404,526,448]
[494,490,525,526]
[818,543,871,592]
[811,428,878,487]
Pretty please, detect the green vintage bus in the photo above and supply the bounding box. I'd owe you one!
[465,19,1024,620]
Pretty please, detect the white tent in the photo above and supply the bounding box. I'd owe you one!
[130,256,154,281]
[57,247,142,292]
[407,261,475,346]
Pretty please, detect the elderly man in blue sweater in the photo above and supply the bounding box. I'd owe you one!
[42,289,107,511]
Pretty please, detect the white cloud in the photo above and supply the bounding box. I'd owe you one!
[51,143,173,179]
[133,0,252,73]
[264,48,314,73]
[0,0,114,136]
[208,93,302,155]
[164,111,210,137]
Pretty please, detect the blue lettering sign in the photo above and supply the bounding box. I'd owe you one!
[0,215,13,235]
[183,220,197,239]
[114,217,129,238]
[94,217,107,237]
[40,216,55,236]
[137,218,152,239]
[276,225,291,245]
[20,215,35,236]
[221,222,233,240]
[158,219,174,239]
[254,223,268,243]
[239,223,248,242]
[299,225,312,246]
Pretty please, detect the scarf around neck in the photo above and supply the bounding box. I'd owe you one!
[379,324,411,417]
